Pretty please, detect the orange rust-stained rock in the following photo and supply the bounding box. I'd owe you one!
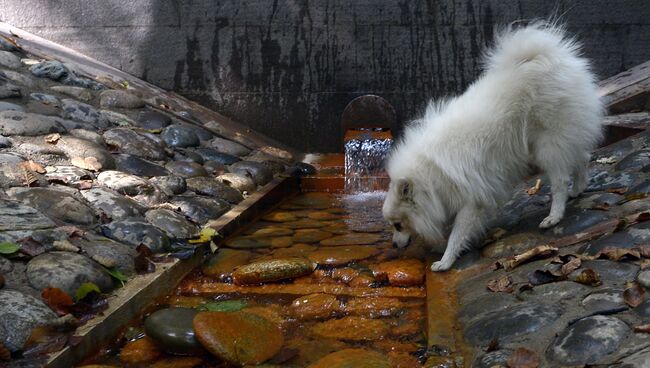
[281,219,328,229]
[388,351,422,368]
[306,348,391,368]
[312,316,390,341]
[390,320,423,337]
[348,273,376,287]
[193,311,284,365]
[201,249,252,280]
[249,226,294,237]
[370,259,425,286]
[272,243,317,258]
[293,229,333,243]
[243,305,285,326]
[331,267,360,284]
[232,258,315,285]
[290,293,341,320]
[119,336,162,365]
[262,211,298,222]
[308,246,380,266]
[307,211,341,220]
[149,357,204,368]
[373,339,420,353]
[343,296,405,317]
[320,233,382,246]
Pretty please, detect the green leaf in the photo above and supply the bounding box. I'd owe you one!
[75,282,101,301]
[105,267,128,286]
[0,242,20,254]
[199,300,248,313]
[189,227,218,244]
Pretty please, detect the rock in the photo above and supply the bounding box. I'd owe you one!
[104,128,167,161]
[287,162,317,177]
[203,160,226,176]
[193,311,284,365]
[165,161,208,178]
[464,303,562,344]
[552,209,612,236]
[101,219,170,253]
[569,260,639,286]
[69,128,105,146]
[113,154,169,177]
[308,246,380,266]
[7,187,96,225]
[150,175,186,195]
[312,316,389,341]
[281,219,327,229]
[208,136,251,157]
[0,289,57,352]
[370,259,425,286]
[173,149,204,164]
[230,161,273,186]
[0,111,66,136]
[27,251,113,295]
[633,299,650,318]
[548,315,630,365]
[320,233,382,246]
[137,110,172,130]
[576,192,624,210]
[145,208,198,239]
[30,60,104,90]
[0,101,24,112]
[97,170,155,196]
[0,81,20,99]
[307,211,340,220]
[0,135,11,148]
[218,172,256,193]
[178,123,213,141]
[99,89,144,109]
[581,289,627,314]
[144,308,201,354]
[161,124,200,148]
[61,99,109,129]
[292,229,332,243]
[201,249,252,280]
[518,281,591,304]
[0,198,56,231]
[0,152,23,164]
[169,196,230,224]
[185,177,243,203]
[629,179,650,194]
[637,269,650,289]
[482,232,547,258]
[586,171,636,192]
[119,336,162,365]
[30,92,61,106]
[81,187,145,220]
[615,150,650,171]
[224,236,272,249]
[615,346,650,368]
[473,350,513,368]
[74,235,137,276]
[290,293,341,320]
[262,211,298,222]
[44,165,94,185]
[284,192,334,209]
[581,222,650,255]
[50,85,93,101]
[2,70,34,88]
[194,147,240,165]
[0,51,21,69]
[232,258,314,285]
[307,349,390,368]
[58,135,115,170]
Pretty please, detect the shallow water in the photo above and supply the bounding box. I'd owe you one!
[344,138,392,193]
[86,191,465,367]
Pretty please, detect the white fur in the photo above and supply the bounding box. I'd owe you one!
[383,22,603,271]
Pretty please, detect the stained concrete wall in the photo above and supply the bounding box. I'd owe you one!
[2,0,650,152]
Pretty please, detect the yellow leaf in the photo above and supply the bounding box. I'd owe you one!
[188,227,218,244]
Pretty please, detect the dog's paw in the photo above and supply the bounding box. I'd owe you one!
[539,215,561,229]
[430,260,453,272]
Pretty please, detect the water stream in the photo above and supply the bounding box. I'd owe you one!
[343,131,392,194]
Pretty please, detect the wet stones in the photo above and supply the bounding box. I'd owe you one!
[75,235,136,275]
[96,170,154,196]
[150,175,186,195]
[137,110,171,130]
[0,101,24,112]
[464,303,562,344]
[7,187,96,225]
[44,165,94,185]
[50,85,93,101]
[201,249,252,280]
[58,135,115,170]
[262,211,298,222]
[308,246,380,266]
[615,150,650,171]
[145,208,198,239]
[169,196,230,224]
[548,315,630,365]
[144,308,201,354]
[581,289,627,314]
[208,136,251,157]
[0,111,66,136]
[230,161,273,186]
[290,293,341,320]
[232,258,315,285]
[218,172,256,193]
[370,259,425,287]
[26,251,113,295]
[81,187,145,220]
[0,289,57,352]
[320,233,382,246]
[307,349,390,368]
[30,60,104,89]
[161,124,200,148]
[113,154,169,177]
[551,209,612,236]
[193,311,284,365]
[101,219,170,253]
[292,229,332,243]
[61,99,109,129]
[185,177,243,203]
[104,128,167,161]
[0,199,55,231]
[482,232,547,259]
[312,316,389,341]
[0,51,21,69]
[571,260,639,286]
[165,161,208,178]
[99,89,145,109]
[586,171,636,192]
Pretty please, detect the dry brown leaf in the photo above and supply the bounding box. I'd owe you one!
[595,247,641,261]
[526,179,542,196]
[593,202,610,211]
[19,160,46,174]
[21,168,38,187]
[549,219,619,248]
[0,341,10,361]
[638,245,650,258]
[623,282,644,308]
[42,287,74,316]
[560,256,582,276]
[633,324,650,333]
[485,337,499,352]
[487,275,514,293]
[641,259,650,270]
[507,347,540,368]
[44,133,60,144]
[497,245,558,271]
[607,187,628,194]
[574,268,601,286]
[70,157,102,172]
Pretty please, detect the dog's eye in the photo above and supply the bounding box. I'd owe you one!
[393,222,402,232]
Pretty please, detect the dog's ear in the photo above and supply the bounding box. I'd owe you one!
[397,178,413,201]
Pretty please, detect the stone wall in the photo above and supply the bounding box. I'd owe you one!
[2,0,650,152]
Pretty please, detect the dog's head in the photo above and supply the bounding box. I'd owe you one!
[383,176,447,248]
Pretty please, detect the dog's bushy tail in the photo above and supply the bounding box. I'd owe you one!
[483,21,582,72]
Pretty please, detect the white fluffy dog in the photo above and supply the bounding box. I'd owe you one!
[383,22,603,271]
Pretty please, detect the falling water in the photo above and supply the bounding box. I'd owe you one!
[344,130,392,193]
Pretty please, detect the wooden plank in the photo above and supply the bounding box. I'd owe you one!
[46,177,297,367]
[599,60,650,113]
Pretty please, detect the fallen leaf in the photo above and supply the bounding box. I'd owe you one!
[623,282,644,308]
[76,180,93,190]
[596,156,617,164]
[199,300,248,312]
[44,133,60,143]
[70,156,102,172]
[595,247,641,261]
[0,341,9,361]
[42,288,74,316]
[486,338,499,352]
[607,187,628,195]
[69,291,108,322]
[22,326,68,357]
[487,275,515,293]
[574,268,601,286]
[526,179,542,195]
[134,244,156,274]
[507,347,540,368]
[105,267,128,286]
[633,324,650,333]
[0,241,20,254]
[74,282,101,302]
[19,160,45,174]
[560,256,582,276]
[636,212,650,223]
[619,192,648,204]
[528,269,562,286]
[639,245,650,258]
[593,202,610,211]
[188,227,218,244]
[0,274,4,289]
[16,236,45,257]
[614,218,629,232]
[496,245,558,271]
[641,259,650,270]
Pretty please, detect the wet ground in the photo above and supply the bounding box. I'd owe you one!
[85,191,467,367]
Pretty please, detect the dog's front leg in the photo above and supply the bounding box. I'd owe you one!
[431,204,486,272]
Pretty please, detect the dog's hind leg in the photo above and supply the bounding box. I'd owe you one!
[431,204,487,272]
[569,154,590,198]
[538,162,572,229]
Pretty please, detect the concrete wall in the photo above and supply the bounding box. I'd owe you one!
[2,0,650,152]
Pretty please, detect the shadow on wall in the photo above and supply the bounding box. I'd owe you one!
[8,0,650,152]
